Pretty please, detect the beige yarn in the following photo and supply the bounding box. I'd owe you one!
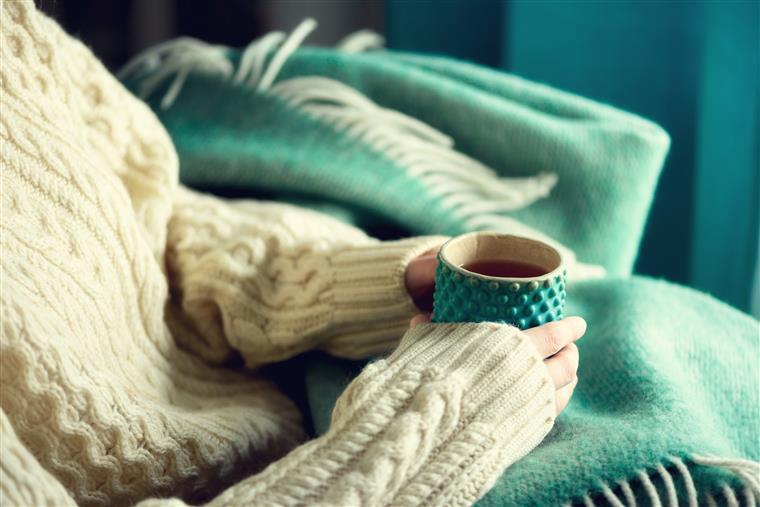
[0,2,555,506]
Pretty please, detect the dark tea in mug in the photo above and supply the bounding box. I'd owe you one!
[460,259,548,278]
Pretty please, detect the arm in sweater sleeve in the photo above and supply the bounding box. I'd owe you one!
[0,3,560,505]
[164,186,448,367]
[191,322,556,507]
[0,322,555,507]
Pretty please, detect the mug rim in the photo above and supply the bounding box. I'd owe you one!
[438,231,567,282]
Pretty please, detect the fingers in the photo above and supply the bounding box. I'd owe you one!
[555,376,578,415]
[544,342,579,389]
[524,316,586,358]
[409,313,432,328]
[418,247,439,258]
[405,254,438,312]
[405,254,438,295]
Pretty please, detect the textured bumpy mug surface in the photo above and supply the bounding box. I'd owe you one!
[432,233,567,329]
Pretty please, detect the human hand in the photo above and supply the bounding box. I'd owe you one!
[410,313,585,415]
[405,248,439,312]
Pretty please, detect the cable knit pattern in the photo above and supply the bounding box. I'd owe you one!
[166,187,447,366]
[137,324,554,507]
[0,2,555,506]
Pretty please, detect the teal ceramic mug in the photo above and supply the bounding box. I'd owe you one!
[432,232,567,329]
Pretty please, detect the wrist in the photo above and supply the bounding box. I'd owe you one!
[324,236,448,358]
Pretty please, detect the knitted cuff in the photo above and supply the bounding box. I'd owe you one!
[324,235,449,358]
[322,322,555,506]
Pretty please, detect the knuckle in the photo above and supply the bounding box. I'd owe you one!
[561,347,579,380]
[543,325,563,354]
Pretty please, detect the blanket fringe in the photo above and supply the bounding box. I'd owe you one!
[119,19,613,279]
[117,37,234,110]
[269,75,558,213]
[568,455,760,507]
[336,29,385,53]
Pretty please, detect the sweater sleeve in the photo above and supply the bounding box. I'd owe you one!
[0,323,555,507]
[147,321,555,506]
[164,186,448,367]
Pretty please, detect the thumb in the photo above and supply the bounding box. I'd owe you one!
[405,254,438,296]
[410,313,433,328]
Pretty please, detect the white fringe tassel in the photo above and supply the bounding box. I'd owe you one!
[270,75,558,213]
[600,481,626,507]
[570,455,760,507]
[337,29,385,53]
[117,37,234,110]
[119,19,612,278]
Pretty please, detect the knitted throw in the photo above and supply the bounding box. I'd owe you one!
[118,21,672,279]
[119,20,760,506]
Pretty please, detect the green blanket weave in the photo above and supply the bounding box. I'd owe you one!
[307,277,759,505]
[120,25,759,506]
[120,35,670,277]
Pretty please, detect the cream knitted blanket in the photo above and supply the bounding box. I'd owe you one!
[0,2,555,505]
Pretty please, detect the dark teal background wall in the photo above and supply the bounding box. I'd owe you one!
[388,0,759,314]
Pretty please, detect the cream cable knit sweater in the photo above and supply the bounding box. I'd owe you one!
[0,2,556,506]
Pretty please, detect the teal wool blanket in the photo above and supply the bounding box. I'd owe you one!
[121,21,760,506]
